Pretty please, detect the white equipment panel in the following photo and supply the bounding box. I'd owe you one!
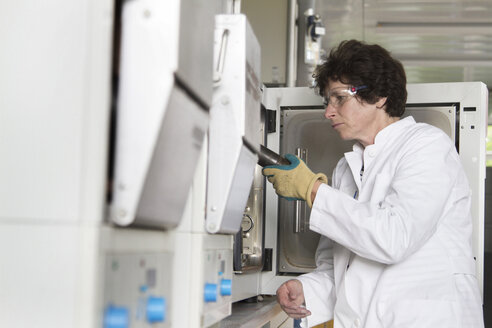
[169,138,235,327]
[103,253,171,327]
[111,0,214,229]
[203,248,234,327]
[206,14,262,234]
[0,0,113,327]
[100,227,186,328]
[189,234,234,328]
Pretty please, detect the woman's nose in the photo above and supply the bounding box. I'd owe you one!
[324,104,336,119]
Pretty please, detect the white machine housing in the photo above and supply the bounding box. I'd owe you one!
[109,1,235,327]
[105,141,235,328]
[0,0,235,327]
[181,142,235,327]
[0,0,113,326]
[101,228,175,328]
[111,0,214,229]
[259,82,487,296]
[206,14,262,234]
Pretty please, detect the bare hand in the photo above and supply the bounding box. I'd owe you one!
[276,279,311,319]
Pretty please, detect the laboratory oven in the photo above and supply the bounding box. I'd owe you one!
[259,82,487,296]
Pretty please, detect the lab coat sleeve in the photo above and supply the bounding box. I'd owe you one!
[296,235,336,327]
[310,130,463,264]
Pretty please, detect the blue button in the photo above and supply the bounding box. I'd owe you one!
[220,279,232,296]
[103,305,129,328]
[204,283,217,302]
[146,296,166,323]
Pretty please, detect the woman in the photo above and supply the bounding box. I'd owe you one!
[263,40,484,327]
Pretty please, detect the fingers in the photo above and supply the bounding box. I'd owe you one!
[280,303,311,319]
[277,280,311,319]
[283,154,299,165]
[262,170,272,178]
[263,154,298,171]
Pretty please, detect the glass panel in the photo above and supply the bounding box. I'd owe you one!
[278,108,353,273]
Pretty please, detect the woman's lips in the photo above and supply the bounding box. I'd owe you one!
[332,123,343,129]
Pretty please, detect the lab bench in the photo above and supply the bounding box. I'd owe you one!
[217,296,293,328]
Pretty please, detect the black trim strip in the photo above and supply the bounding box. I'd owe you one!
[406,102,460,153]
[242,137,258,155]
[280,105,326,110]
[174,74,209,111]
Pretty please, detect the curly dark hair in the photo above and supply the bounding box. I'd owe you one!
[313,40,407,117]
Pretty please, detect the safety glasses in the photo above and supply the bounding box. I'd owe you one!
[323,85,367,108]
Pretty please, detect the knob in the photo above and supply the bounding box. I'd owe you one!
[241,215,254,233]
[103,305,129,328]
[204,283,218,302]
[220,279,232,296]
[146,296,166,323]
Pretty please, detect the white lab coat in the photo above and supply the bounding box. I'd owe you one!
[297,116,484,328]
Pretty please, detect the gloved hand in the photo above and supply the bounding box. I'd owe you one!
[262,154,327,207]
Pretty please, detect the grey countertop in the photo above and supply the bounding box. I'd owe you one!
[218,296,289,328]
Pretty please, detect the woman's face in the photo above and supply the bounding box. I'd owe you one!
[323,80,389,147]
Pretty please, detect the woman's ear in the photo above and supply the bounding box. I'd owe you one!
[375,97,388,109]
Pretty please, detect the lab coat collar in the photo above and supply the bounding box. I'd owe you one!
[348,116,416,154]
[344,146,364,191]
[373,115,416,146]
[343,116,416,190]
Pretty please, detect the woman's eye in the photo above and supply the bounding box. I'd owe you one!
[335,95,347,104]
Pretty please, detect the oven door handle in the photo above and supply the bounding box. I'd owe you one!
[213,28,230,86]
[294,148,308,233]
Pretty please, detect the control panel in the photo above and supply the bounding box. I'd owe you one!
[103,253,172,328]
[202,248,233,327]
